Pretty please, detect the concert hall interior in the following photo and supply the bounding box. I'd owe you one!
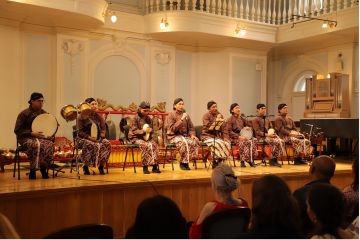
[0,0,358,238]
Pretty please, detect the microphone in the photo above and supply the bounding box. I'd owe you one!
[305,124,314,127]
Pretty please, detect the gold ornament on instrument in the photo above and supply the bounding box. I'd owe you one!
[60,105,77,122]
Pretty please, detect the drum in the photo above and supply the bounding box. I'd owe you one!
[78,102,92,116]
[267,128,276,136]
[240,127,253,140]
[60,104,77,122]
[32,113,59,138]
[143,124,151,141]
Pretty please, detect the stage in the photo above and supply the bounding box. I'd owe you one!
[0,160,353,238]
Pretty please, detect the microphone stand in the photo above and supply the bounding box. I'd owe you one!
[261,115,267,166]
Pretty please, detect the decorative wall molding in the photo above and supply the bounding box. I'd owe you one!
[155,51,171,65]
[62,39,84,56]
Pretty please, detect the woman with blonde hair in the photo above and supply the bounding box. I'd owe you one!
[189,164,248,238]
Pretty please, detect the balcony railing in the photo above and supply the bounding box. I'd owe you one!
[144,0,359,25]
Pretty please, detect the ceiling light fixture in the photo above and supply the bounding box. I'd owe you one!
[290,15,337,29]
[103,1,117,23]
[235,24,246,36]
[160,18,169,30]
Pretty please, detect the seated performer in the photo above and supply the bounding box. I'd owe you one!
[167,98,199,171]
[14,92,54,179]
[224,103,256,167]
[129,101,161,174]
[77,97,111,175]
[274,103,311,165]
[252,104,283,167]
[201,101,230,168]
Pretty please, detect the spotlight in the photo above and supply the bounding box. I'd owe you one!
[235,25,246,36]
[322,21,328,29]
[110,14,117,23]
[160,18,169,30]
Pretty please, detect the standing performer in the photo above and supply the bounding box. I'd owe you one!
[14,92,54,179]
[224,103,257,167]
[167,98,199,171]
[77,97,111,175]
[274,103,311,165]
[201,101,231,168]
[129,101,161,174]
[252,103,283,167]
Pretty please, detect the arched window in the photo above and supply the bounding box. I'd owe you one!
[293,74,313,92]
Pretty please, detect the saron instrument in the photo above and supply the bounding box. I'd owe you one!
[32,113,59,138]
[60,105,77,122]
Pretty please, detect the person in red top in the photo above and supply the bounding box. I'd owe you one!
[189,164,248,238]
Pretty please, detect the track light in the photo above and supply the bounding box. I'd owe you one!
[160,18,169,30]
[291,15,337,29]
[235,25,246,36]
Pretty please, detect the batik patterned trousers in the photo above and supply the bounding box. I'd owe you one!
[284,136,312,157]
[237,138,258,163]
[170,136,199,163]
[133,139,159,166]
[78,138,111,167]
[264,137,285,159]
[22,138,54,169]
[203,137,231,160]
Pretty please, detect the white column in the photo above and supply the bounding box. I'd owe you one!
[205,0,210,12]
[256,0,261,21]
[294,0,298,17]
[329,0,335,12]
[251,0,256,20]
[310,0,315,15]
[323,0,328,13]
[245,0,250,19]
[337,0,343,10]
[200,0,204,11]
[227,0,232,16]
[267,0,271,23]
[239,0,244,18]
[283,0,287,23]
[155,0,160,11]
[299,0,304,16]
[211,0,216,13]
[305,0,310,15]
[277,0,281,24]
[145,0,149,14]
[192,0,196,10]
[272,0,276,23]
[288,0,292,22]
[262,0,267,22]
[233,0,238,17]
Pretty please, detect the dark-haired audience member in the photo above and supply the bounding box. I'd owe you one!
[307,184,345,239]
[125,195,187,239]
[189,164,248,239]
[293,155,336,237]
[241,174,303,238]
[342,158,359,227]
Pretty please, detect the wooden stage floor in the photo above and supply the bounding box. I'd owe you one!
[0,160,353,238]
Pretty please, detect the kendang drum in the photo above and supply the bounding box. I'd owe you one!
[32,113,59,138]
[240,127,253,140]
[267,128,276,136]
[78,102,92,116]
[60,105,77,122]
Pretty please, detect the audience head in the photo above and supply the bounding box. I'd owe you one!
[0,213,19,239]
[211,164,239,194]
[251,175,300,230]
[306,184,345,237]
[126,195,187,239]
[351,157,358,191]
[309,155,336,181]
